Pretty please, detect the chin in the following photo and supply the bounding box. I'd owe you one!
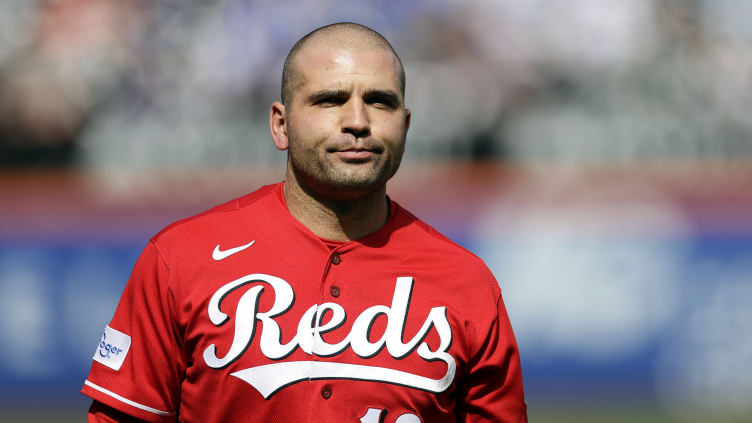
[327,164,393,190]
[327,176,382,191]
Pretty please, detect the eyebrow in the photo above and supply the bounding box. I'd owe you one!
[306,88,402,107]
[307,89,350,104]
[362,88,401,107]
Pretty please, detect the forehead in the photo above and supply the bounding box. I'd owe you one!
[294,42,402,93]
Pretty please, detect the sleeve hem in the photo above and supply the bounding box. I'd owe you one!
[82,379,176,422]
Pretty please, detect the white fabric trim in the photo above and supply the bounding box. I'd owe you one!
[84,380,175,416]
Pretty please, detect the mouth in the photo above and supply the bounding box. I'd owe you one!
[326,139,384,161]
[334,148,377,160]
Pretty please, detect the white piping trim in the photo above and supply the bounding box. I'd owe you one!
[84,380,175,416]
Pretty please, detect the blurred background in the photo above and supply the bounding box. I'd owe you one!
[1,0,751,422]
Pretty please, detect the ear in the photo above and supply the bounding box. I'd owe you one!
[270,101,289,151]
[404,108,411,132]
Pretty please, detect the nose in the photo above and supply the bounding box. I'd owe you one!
[340,98,370,137]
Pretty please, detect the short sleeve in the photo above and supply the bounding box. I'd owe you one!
[455,293,528,423]
[82,241,183,422]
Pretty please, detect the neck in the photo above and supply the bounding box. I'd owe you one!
[283,168,390,242]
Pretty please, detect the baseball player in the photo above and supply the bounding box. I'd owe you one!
[82,22,527,422]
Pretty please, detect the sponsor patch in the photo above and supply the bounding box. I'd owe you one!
[93,325,131,371]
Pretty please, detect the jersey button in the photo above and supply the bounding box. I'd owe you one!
[321,385,332,399]
[331,253,341,265]
[329,286,340,297]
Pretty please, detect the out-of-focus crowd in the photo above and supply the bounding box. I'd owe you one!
[0,0,750,169]
[1,3,752,422]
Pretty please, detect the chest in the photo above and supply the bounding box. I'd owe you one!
[172,249,467,421]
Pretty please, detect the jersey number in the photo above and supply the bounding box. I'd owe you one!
[360,408,421,423]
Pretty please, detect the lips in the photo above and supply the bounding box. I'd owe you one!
[326,137,384,158]
[336,149,375,160]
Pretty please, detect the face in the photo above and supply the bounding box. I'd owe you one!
[276,41,410,199]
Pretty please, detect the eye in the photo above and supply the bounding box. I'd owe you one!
[364,93,399,110]
[314,97,340,107]
[310,91,350,107]
[370,100,389,108]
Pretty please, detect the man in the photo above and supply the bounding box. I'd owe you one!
[83,22,527,422]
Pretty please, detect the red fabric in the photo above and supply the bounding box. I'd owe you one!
[89,400,148,422]
[82,182,527,422]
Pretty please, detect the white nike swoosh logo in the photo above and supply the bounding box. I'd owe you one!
[212,240,255,261]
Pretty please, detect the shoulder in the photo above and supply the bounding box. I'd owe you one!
[150,183,278,246]
[388,203,504,356]
[390,203,501,300]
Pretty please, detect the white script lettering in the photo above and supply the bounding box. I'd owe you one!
[202,274,456,398]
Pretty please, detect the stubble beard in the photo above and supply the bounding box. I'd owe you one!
[287,129,405,197]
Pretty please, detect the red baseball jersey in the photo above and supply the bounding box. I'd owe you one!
[82,183,527,422]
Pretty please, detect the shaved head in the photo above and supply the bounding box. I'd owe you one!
[281,22,405,106]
